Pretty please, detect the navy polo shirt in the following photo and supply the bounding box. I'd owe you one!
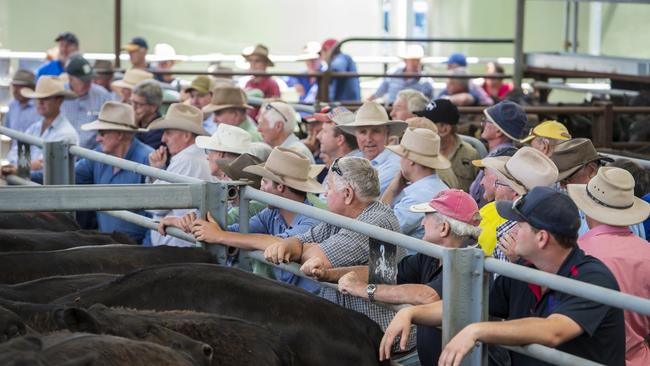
[490,247,625,366]
[397,253,443,366]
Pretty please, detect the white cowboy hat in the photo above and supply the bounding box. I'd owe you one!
[195,124,252,155]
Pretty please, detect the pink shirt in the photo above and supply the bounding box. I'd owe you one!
[579,224,650,366]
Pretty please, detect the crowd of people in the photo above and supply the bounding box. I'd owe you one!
[2,31,650,366]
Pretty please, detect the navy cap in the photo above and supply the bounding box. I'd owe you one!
[55,32,79,46]
[65,55,95,82]
[445,53,467,67]
[496,186,580,237]
[123,37,149,51]
[484,100,529,141]
[414,99,459,125]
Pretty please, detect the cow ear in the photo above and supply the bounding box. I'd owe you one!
[55,307,100,333]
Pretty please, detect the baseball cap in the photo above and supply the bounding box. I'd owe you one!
[65,55,95,82]
[321,39,337,52]
[496,186,580,237]
[520,120,571,144]
[409,189,481,226]
[55,32,79,46]
[445,53,467,67]
[414,99,459,125]
[185,75,213,94]
[122,37,149,52]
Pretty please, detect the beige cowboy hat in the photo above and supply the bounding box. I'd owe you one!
[20,76,77,100]
[338,102,408,137]
[242,44,274,67]
[111,69,154,90]
[399,44,425,60]
[243,147,325,194]
[386,128,451,170]
[81,101,143,132]
[196,124,252,155]
[147,103,209,136]
[202,86,253,114]
[568,166,650,226]
[483,146,558,195]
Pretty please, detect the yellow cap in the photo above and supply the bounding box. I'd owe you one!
[521,120,571,144]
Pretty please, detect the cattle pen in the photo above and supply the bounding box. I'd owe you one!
[1,118,650,366]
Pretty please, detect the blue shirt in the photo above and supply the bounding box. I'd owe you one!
[7,113,79,165]
[228,201,321,293]
[203,115,217,135]
[286,62,326,103]
[643,193,650,240]
[135,128,164,150]
[392,174,449,239]
[328,53,361,102]
[35,60,65,79]
[61,83,113,150]
[75,138,154,243]
[5,99,40,133]
[372,66,434,104]
[369,148,401,195]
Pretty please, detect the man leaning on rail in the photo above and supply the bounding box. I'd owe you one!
[379,186,625,366]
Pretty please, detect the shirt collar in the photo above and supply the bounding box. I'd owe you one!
[555,247,584,278]
[581,224,632,242]
[369,148,391,165]
[123,138,140,161]
[447,134,464,160]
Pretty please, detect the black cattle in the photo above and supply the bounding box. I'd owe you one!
[0,336,93,366]
[0,245,216,284]
[0,274,119,304]
[0,229,135,252]
[54,263,388,366]
[0,305,26,343]
[0,212,80,231]
[61,304,292,366]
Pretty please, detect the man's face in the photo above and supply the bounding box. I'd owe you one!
[58,41,78,62]
[69,76,91,96]
[129,48,147,67]
[190,91,212,109]
[480,168,498,202]
[213,109,242,126]
[11,85,29,103]
[257,115,282,146]
[422,213,443,244]
[36,97,62,118]
[93,76,112,91]
[131,94,157,124]
[206,150,227,178]
[405,59,421,73]
[96,130,125,156]
[560,163,595,188]
[157,60,174,70]
[514,221,537,259]
[248,56,268,72]
[325,174,347,215]
[119,88,132,104]
[390,98,414,121]
[305,58,321,72]
[480,120,500,141]
[355,126,389,160]
[531,137,551,157]
[161,129,191,156]
[494,179,518,201]
[317,122,339,157]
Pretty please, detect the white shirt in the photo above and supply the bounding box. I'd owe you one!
[7,113,79,167]
[149,144,214,247]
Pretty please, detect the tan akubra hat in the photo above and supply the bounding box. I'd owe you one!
[386,128,451,170]
[202,86,253,114]
[243,147,325,194]
[568,166,650,226]
[20,76,77,100]
[242,44,274,67]
[147,103,209,136]
[81,101,142,132]
[484,146,558,195]
[551,138,613,181]
[111,69,154,90]
[338,102,408,137]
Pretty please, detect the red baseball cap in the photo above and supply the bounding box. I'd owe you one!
[305,106,332,123]
[409,189,481,226]
[321,39,337,52]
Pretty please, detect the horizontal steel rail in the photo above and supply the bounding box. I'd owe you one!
[502,344,603,366]
[0,126,44,148]
[4,174,39,186]
[103,210,198,244]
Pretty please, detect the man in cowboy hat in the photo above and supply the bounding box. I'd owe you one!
[4,76,79,173]
[35,32,79,79]
[183,147,323,292]
[415,99,480,192]
[257,101,315,163]
[242,44,280,99]
[146,103,213,247]
[368,45,433,104]
[132,80,164,149]
[202,85,263,142]
[122,36,149,70]
[75,101,154,243]
[185,76,216,133]
[381,128,451,238]
[480,147,559,262]
[151,43,181,89]
[338,101,408,194]
[551,138,646,239]
[92,60,115,93]
[196,123,252,180]
[381,186,625,366]
[61,54,113,150]
[111,69,154,104]
[469,100,528,206]
[521,120,571,157]
[305,189,482,366]
[567,167,650,365]
[5,70,40,133]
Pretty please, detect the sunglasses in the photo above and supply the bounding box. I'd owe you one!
[264,103,288,124]
[331,157,343,176]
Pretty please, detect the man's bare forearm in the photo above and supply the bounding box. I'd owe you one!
[470,314,583,347]
[210,232,284,251]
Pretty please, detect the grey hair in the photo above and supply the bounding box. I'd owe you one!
[330,157,380,201]
[432,212,482,240]
[447,68,470,91]
[396,89,429,112]
[261,103,295,135]
[133,80,163,106]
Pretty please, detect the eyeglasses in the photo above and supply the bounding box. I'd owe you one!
[494,180,510,188]
[264,103,288,124]
[331,157,343,176]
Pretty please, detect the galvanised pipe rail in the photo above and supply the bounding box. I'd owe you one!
[0,126,44,148]
[502,343,603,366]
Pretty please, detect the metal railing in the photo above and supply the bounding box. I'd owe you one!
[1,126,650,366]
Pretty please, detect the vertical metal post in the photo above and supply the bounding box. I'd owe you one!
[236,185,252,271]
[200,181,229,263]
[563,0,571,52]
[592,101,613,148]
[43,141,73,185]
[442,247,487,366]
[513,0,526,91]
[114,0,122,68]
[571,1,579,53]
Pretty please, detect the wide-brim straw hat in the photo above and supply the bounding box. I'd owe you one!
[216,153,263,189]
[243,147,325,194]
[20,76,77,100]
[148,103,209,136]
[386,128,451,170]
[202,86,253,114]
[296,41,322,61]
[81,101,143,132]
[338,102,408,137]
[568,166,650,226]
[242,44,274,67]
[552,138,614,181]
[111,69,154,90]
[195,124,252,155]
[399,44,425,60]
[484,147,558,195]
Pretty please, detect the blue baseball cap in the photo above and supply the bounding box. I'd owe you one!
[445,53,467,67]
[122,37,149,52]
[484,100,529,141]
[496,186,580,237]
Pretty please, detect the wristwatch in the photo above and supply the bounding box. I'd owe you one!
[367,284,377,302]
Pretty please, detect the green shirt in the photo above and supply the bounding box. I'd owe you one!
[447,134,480,192]
[239,116,263,142]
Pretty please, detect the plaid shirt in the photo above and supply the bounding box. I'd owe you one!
[492,219,517,261]
[296,201,416,351]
